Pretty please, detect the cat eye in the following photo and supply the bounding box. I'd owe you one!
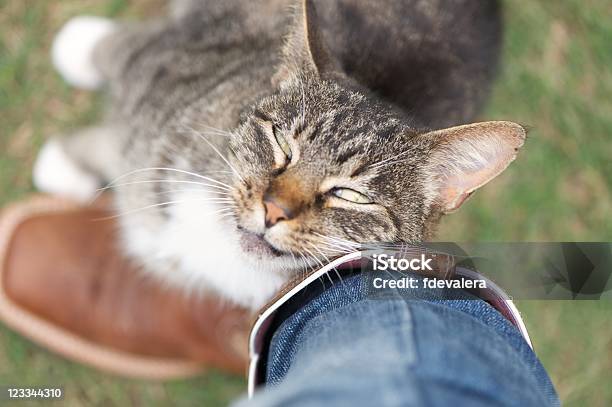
[273,126,292,161]
[330,188,373,204]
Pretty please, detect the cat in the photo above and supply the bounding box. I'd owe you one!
[33,0,526,309]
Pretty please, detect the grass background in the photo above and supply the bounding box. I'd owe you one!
[0,0,610,405]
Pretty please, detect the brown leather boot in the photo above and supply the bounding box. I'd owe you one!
[0,195,250,379]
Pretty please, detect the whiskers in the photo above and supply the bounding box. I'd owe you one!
[283,233,361,291]
[292,248,331,290]
[94,197,236,221]
[91,167,238,222]
[314,233,361,255]
[367,148,413,171]
[181,123,246,183]
[95,178,231,196]
[90,121,249,222]
[194,123,234,139]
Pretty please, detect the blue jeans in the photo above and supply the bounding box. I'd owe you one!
[237,274,559,406]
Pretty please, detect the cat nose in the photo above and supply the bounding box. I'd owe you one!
[263,196,292,227]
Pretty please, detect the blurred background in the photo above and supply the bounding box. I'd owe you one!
[0,0,610,405]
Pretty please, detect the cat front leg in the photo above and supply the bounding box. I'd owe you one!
[33,126,126,203]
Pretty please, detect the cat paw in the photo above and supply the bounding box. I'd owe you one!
[33,139,100,203]
[51,16,116,90]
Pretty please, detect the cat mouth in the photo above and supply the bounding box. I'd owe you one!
[238,229,284,258]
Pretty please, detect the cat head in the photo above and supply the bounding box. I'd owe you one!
[227,0,526,271]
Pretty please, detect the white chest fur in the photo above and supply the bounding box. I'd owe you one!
[120,190,289,310]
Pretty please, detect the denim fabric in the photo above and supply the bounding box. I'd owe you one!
[237,274,559,407]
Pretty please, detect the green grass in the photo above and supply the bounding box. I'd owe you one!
[0,0,611,405]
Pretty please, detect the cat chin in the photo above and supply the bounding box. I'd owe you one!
[238,229,284,259]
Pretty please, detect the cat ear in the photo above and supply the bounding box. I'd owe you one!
[422,121,527,213]
[273,0,340,86]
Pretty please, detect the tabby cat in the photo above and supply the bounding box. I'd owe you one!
[34,0,526,309]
